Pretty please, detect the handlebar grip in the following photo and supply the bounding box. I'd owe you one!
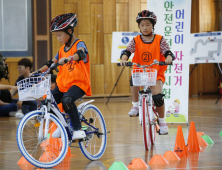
[64,59,68,63]
[117,62,133,66]
[159,61,173,66]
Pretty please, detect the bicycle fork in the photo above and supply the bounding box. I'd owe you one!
[38,105,50,142]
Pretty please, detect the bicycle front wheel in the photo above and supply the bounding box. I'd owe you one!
[142,97,151,150]
[17,110,68,168]
[150,107,157,145]
[79,104,107,160]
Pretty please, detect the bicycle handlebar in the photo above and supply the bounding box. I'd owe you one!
[31,59,69,77]
[117,60,173,67]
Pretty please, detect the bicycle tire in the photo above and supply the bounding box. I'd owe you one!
[17,110,68,168]
[79,104,107,160]
[142,97,151,150]
[150,107,157,145]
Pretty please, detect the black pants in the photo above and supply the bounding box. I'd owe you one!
[52,85,85,131]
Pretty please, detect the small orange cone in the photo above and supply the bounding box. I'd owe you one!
[187,121,201,152]
[196,132,205,138]
[148,155,169,165]
[127,158,148,169]
[17,156,34,170]
[198,137,208,146]
[174,126,188,158]
[163,151,180,161]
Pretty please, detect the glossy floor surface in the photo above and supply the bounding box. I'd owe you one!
[1,94,222,170]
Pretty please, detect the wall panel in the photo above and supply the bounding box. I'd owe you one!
[91,65,104,95]
[91,4,104,64]
[103,0,116,34]
[78,0,91,34]
[116,3,129,31]
[129,0,140,32]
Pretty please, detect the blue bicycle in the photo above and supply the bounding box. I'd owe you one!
[16,62,108,168]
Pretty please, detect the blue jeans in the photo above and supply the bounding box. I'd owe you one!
[52,85,85,131]
[12,99,37,115]
[0,103,18,117]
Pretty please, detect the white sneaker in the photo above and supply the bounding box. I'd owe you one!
[72,130,86,140]
[15,110,24,119]
[9,111,17,117]
[159,123,168,135]
[52,128,61,138]
[128,106,139,117]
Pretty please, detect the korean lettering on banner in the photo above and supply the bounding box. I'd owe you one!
[174,8,184,87]
[163,1,174,99]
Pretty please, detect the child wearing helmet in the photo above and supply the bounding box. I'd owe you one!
[120,10,175,135]
[32,13,92,140]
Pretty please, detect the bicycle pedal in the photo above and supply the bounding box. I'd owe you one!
[129,113,139,117]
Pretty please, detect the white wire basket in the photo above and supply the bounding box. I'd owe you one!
[17,75,50,101]
[132,68,157,86]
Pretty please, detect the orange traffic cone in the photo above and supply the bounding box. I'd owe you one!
[17,156,34,170]
[66,147,77,157]
[196,132,205,138]
[174,126,188,158]
[163,151,180,161]
[127,158,148,169]
[187,121,201,152]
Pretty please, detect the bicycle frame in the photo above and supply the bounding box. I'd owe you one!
[37,68,100,141]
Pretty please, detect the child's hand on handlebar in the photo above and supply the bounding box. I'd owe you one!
[165,55,173,65]
[58,58,69,65]
[120,59,128,66]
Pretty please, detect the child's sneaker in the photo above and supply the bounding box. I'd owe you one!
[72,130,86,140]
[52,128,61,138]
[128,106,139,117]
[159,123,168,135]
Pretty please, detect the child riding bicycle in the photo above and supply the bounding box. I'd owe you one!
[120,10,175,135]
[31,13,92,140]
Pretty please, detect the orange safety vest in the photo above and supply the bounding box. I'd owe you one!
[133,34,167,83]
[56,39,92,96]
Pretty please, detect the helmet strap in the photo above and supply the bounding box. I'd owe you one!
[65,28,74,47]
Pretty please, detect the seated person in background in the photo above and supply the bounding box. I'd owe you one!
[0,83,18,117]
[0,52,18,116]
[10,58,38,119]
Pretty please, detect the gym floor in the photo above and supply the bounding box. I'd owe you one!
[0,94,222,170]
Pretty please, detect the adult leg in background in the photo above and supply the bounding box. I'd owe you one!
[0,103,18,117]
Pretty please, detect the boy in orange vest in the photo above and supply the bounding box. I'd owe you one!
[32,13,92,140]
[120,10,175,135]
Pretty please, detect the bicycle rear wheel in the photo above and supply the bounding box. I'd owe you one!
[142,97,151,150]
[17,110,68,168]
[79,104,107,160]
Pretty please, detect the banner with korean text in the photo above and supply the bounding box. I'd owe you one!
[147,0,191,123]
